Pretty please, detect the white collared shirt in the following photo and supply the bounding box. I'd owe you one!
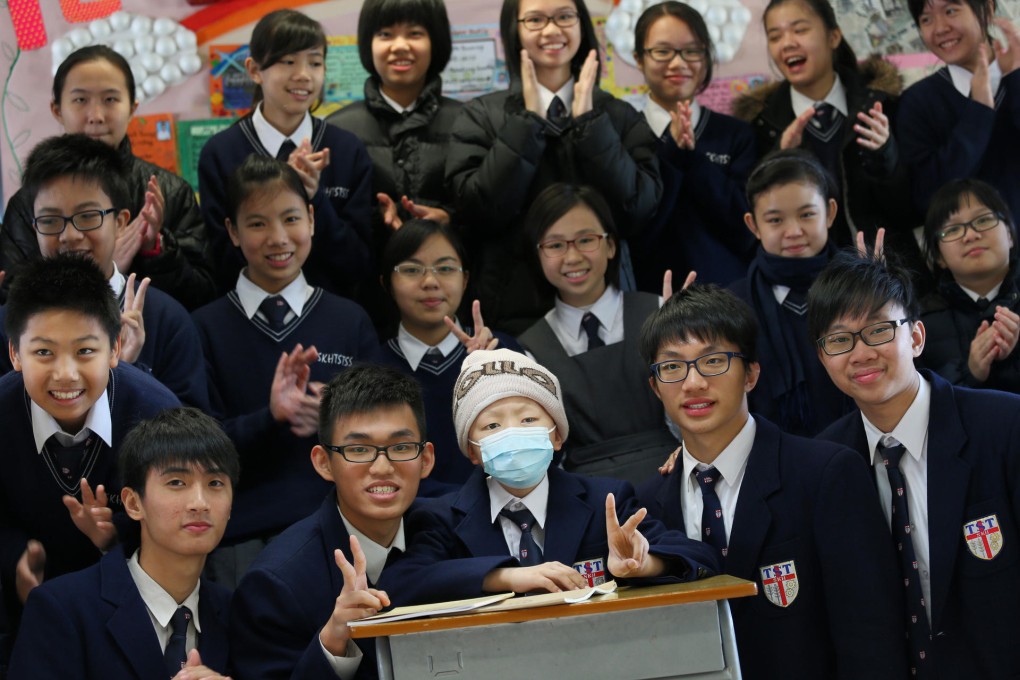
[679,415,756,544]
[234,270,313,325]
[948,60,1002,100]
[545,285,625,357]
[108,264,126,300]
[252,104,314,158]
[790,73,849,118]
[127,550,202,655]
[863,375,932,622]
[396,322,463,371]
[31,391,113,453]
[379,89,417,114]
[958,282,1002,304]
[641,94,702,139]
[537,79,575,118]
[488,474,550,556]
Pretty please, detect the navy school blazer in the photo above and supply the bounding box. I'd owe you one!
[817,369,1020,678]
[377,466,721,606]
[638,416,907,679]
[8,546,229,679]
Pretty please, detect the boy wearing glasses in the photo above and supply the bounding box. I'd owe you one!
[638,284,905,679]
[812,251,1020,679]
[230,364,433,680]
[0,134,208,410]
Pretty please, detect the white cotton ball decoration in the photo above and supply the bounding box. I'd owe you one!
[708,24,721,43]
[131,16,153,36]
[731,6,752,26]
[723,23,746,46]
[141,52,165,73]
[616,33,635,56]
[159,63,183,86]
[177,53,202,75]
[142,75,166,98]
[131,63,147,86]
[618,0,642,14]
[689,0,708,15]
[51,37,74,65]
[67,28,92,48]
[716,43,736,64]
[135,35,155,56]
[89,19,113,41]
[153,18,177,36]
[175,30,197,51]
[108,11,132,32]
[155,36,177,58]
[604,10,628,34]
[705,5,729,26]
[112,39,135,60]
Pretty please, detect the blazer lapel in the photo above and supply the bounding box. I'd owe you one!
[923,373,970,632]
[316,493,348,593]
[102,552,169,680]
[196,579,229,672]
[655,466,687,532]
[454,472,513,558]
[726,421,782,582]
[543,468,592,565]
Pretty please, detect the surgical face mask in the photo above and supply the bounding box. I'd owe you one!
[469,426,555,489]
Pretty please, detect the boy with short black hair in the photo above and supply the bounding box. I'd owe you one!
[0,254,179,628]
[811,251,1020,678]
[230,364,433,679]
[378,348,719,606]
[8,407,237,679]
[637,283,906,679]
[0,133,209,410]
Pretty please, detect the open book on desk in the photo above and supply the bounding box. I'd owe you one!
[348,581,618,627]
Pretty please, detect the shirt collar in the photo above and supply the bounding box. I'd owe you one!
[537,78,575,117]
[680,414,756,489]
[948,60,1002,99]
[863,374,931,465]
[31,388,113,453]
[108,264,126,300]
[487,473,550,528]
[958,281,1003,303]
[379,89,417,114]
[339,507,406,584]
[790,73,848,118]
[235,269,310,320]
[127,549,202,633]
[641,95,702,138]
[252,104,313,158]
[396,321,462,371]
[552,285,622,342]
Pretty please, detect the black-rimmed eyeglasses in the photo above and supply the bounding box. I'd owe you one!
[816,319,910,356]
[517,11,579,31]
[32,208,117,236]
[650,351,747,383]
[323,442,426,464]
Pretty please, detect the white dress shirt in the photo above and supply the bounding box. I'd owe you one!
[235,270,313,326]
[31,391,113,453]
[396,322,463,371]
[679,416,756,545]
[127,550,201,655]
[252,104,313,158]
[544,285,625,357]
[790,73,849,118]
[862,375,932,622]
[488,474,550,556]
[641,94,702,139]
[948,60,1002,100]
[537,79,575,118]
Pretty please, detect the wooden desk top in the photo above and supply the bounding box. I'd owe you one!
[350,575,756,638]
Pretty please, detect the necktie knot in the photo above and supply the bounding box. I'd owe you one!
[879,441,906,470]
[976,297,991,311]
[501,506,543,566]
[694,466,722,492]
[581,312,605,351]
[276,139,297,162]
[423,347,444,368]
[164,605,192,677]
[500,506,537,533]
[258,295,289,331]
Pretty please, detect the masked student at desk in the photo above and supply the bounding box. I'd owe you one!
[377,348,719,606]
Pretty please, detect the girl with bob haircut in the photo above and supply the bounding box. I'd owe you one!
[518,183,675,484]
[444,0,662,334]
[199,9,373,297]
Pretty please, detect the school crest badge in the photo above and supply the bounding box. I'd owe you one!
[572,558,606,587]
[963,514,1003,560]
[760,560,799,608]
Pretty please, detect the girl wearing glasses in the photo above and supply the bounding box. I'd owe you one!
[0,46,214,310]
[732,0,918,265]
[518,183,675,485]
[445,0,660,334]
[731,149,853,436]
[920,178,1020,393]
[375,219,521,494]
[630,2,756,292]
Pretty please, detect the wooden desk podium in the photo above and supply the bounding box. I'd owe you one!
[351,575,757,679]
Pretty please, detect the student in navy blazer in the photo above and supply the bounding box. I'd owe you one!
[810,251,1020,679]
[637,284,905,679]
[8,408,239,680]
[230,365,435,680]
[378,349,719,606]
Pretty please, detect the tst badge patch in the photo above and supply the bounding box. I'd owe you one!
[760,560,799,608]
[963,514,1003,560]
[572,558,606,587]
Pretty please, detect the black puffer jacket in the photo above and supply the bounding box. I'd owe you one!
[732,57,920,257]
[0,137,215,310]
[327,76,461,221]
[445,84,661,334]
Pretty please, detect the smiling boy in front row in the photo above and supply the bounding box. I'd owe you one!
[378,348,718,606]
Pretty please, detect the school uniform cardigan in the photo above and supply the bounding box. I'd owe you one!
[920,270,1020,393]
[197,115,374,297]
[732,57,919,254]
[633,107,757,291]
[0,137,216,310]
[191,288,378,544]
[445,84,662,334]
[898,67,1020,228]
[0,364,180,628]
